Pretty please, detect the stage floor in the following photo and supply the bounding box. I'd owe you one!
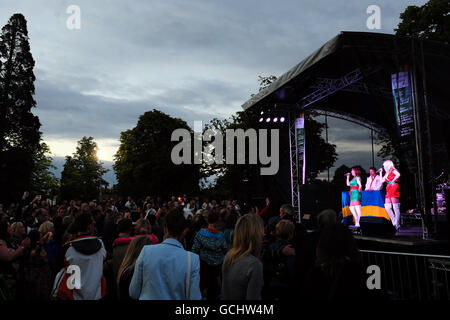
[352,226,436,245]
[350,225,450,255]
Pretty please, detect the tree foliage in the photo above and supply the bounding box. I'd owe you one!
[201,110,254,178]
[375,131,400,167]
[0,13,40,153]
[30,142,60,198]
[331,164,351,187]
[0,14,41,202]
[303,111,338,182]
[60,136,108,201]
[383,0,450,165]
[200,111,259,198]
[395,0,450,44]
[113,109,200,199]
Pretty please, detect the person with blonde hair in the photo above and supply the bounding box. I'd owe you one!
[262,219,296,300]
[10,221,26,249]
[117,236,152,300]
[380,160,401,229]
[222,214,264,300]
[38,221,59,271]
[38,221,54,236]
[0,220,30,261]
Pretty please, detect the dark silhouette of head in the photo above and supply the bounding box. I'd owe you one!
[164,207,187,239]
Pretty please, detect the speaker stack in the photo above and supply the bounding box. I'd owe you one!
[359,216,396,237]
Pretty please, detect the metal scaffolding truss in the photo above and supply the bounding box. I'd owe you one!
[310,77,370,94]
[288,112,301,221]
[298,67,381,109]
[310,78,392,99]
[287,67,387,219]
[312,106,388,135]
[287,106,387,220]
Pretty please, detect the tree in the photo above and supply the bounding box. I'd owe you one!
[200,111,254,179]
[332,164,368,187]
[0,13,40,152]
[250,75,278,96]
[60,137,108,201]
[375,131,400,167]
[395,0,450,44]
[378,0,447,171]
[303,111,338,182]
[201,111,260,199]
[390,0,449,165]
[113,109,199,199]
[0,13,41,203]
[30,142,60,198]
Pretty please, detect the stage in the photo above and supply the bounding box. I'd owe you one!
[242,32,450,252]
[350,224,450,255]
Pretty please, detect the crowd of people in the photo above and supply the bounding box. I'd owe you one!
[0,192,376,300]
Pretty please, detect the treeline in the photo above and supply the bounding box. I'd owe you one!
[0,13,337,204]
[0,14,57,203]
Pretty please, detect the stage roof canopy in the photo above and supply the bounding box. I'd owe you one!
[242,31,450,138]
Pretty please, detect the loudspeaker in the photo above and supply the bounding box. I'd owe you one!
[360,216,396,236]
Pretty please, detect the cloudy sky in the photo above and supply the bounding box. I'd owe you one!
[0,0,427,185]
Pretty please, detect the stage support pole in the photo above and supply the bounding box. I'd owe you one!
[325,115,330,182]
[410,38,430,239]
[371,128,375,168]
[420,39,438,235]
[288,111,301,222]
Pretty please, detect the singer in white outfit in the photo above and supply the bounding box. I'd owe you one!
[380,160,401,230]
[365,167,383,191]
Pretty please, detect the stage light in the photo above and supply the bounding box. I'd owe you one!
[259,117,264,122]
[260,111,264,115]
[280,117,285,123]
[266,118,271,122]
[273,117,278,123]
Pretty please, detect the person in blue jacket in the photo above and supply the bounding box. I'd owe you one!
[129,206,201,300]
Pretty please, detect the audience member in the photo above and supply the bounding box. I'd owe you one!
[222,214,264,300]
[303,223,366,299]
[53,213,106,300]
[191,210,228,300]
[117,236,152,300]
[129,207,201,300]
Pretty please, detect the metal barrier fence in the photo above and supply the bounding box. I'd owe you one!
[359,249,450,300]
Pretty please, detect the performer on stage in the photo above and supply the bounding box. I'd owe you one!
[365,167,383,191]
[346,167,363,227]
[380,160,401,229]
